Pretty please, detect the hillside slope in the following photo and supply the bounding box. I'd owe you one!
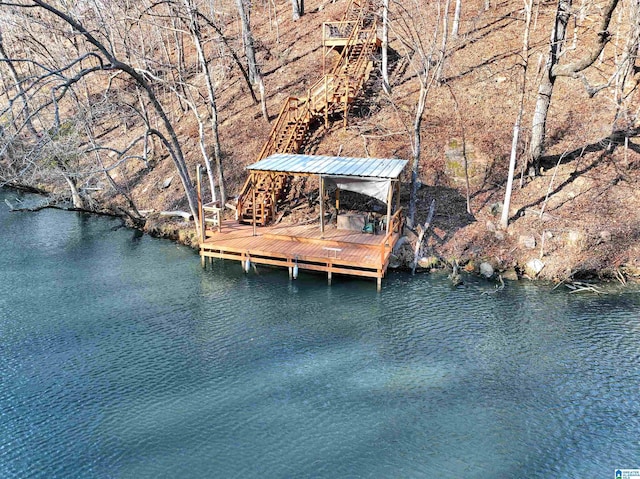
[3,0,639,281]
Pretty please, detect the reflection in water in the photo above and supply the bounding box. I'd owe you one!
[1,188,639,479]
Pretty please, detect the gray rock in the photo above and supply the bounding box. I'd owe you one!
[494,231,505,241]
[388,254,401,269]
[524,258,545,277]
[519,235,536,249]
[486,220,496,232]
[162,176,173,189]
[479,262,494,278]
[392,236,408,253]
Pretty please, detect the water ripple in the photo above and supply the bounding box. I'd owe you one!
[2,189,640,478]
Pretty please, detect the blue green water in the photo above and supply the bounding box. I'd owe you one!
[1,188,639,478]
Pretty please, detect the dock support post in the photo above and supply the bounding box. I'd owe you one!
[343,77,349,129]
[324,75,329,128]
[328,269,332,285]
[377,276,382,292]
[289,266,293,279]
[201,253,206,269]
[386,180,393,235]
[270,173,276,222]
[252,174,257,237]
[319,174,325,238]
[197,165,205,243]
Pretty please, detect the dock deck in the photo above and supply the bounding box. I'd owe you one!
[200,213,403,290]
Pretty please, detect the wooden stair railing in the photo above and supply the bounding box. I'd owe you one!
[236,0,378,227]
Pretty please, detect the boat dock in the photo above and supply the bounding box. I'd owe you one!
[195,0,406,290]
[199,208,404,290]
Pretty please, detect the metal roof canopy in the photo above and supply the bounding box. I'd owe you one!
[246,153,407,237]
[247,153,407,180]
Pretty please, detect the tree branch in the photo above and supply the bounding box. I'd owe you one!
[551,0,620,77]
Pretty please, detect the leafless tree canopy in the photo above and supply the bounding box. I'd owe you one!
[0,0,637,231]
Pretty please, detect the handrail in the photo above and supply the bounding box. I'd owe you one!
[380,207,404,263]
[342,0,364,23]
[322,21,357,44]
[256,96,299,162]
[237,0,379,228]
[330,18,361,76]
[383,207,404,243]
[346,23,376,80]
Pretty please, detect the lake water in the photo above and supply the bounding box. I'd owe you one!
[1,188,639,478]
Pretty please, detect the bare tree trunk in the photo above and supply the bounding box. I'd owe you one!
[447,84,471,214]
[530,0,620,173]
[62,173,85,209]
[613,0,640,128]
[184,0,227,205]
[258,76,269,121]
[529,0,571,174]
[291,0,302,20]
[436,0,452,82]
[382,0,391,94]
[412,199,436,274]
[501,0,533,229]
[171,17,189,111]
[236,0,268,120]
[408,83,428,227]
[236,0,258,84]
[452,0,462,38]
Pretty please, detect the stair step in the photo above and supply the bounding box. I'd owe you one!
[237,2,372,227]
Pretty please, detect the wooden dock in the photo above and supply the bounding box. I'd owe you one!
[200,210,403,290]
[195,0,406,291]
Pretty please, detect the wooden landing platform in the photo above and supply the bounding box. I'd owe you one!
[199,216,403,290]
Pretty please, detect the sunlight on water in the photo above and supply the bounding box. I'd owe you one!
[1,188,639,478]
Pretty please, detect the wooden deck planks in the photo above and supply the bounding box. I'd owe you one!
[200,219,398,284]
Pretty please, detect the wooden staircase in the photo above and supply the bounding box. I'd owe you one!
[236,171,289,226]
[237,0,380,226]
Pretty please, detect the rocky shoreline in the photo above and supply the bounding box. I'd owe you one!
[4,184,638,286]
[142,212,639,286]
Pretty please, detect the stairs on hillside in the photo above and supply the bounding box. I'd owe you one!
[237,172,290,226]
[237,0,379,226]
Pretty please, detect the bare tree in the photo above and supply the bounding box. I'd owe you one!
[529,0,620,174]
[0,0,202,234]
[0,30,38,137]
[501,0,534,229]
[612,0,640,130]
[236,0,268,120]
[291,0,304,20]
[437,0,452,82]
[381,0,391,94]
[452,0,462,38]
[389,0,446,227]
[179,0,226,205]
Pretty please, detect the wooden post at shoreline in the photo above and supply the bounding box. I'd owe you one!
[319,174,325,238]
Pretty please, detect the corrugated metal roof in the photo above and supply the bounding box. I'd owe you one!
[247,153,407,179]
